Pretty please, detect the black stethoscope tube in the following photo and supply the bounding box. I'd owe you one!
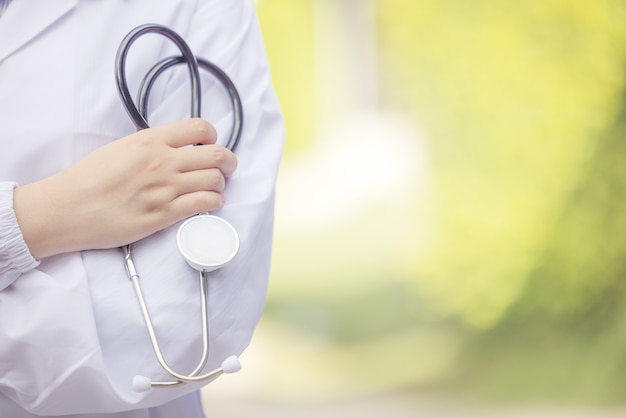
[114,23,243,392]
[138,55,243,152]
[115,23,243,152]
[115,24,202,131]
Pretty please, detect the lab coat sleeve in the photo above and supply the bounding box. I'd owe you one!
[0,182,39,291]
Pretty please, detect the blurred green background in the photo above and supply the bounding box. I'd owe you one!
[205,0,626,415]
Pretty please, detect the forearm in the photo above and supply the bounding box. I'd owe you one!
[12,119,235,260]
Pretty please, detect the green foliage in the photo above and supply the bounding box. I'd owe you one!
[514,93,626,320]
[378,0,626,328]
[376,0,626,401]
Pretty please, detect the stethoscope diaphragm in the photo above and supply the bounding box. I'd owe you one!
[176,214,239,272]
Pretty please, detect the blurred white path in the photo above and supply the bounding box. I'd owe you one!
[203,391,626,418]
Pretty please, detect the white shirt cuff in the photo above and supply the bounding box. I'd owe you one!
[0,182,39,290]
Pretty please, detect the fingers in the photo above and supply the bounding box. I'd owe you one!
[127,118,237,223]
[176,144,237,177]
[140,118,237,176]
[168,165,232,218]
[170,190,226,218]
[144,118,218,148]
[176,168,226,196]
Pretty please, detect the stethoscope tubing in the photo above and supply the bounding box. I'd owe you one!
[115,24,242,152]
[115,24,201,131]
[116,23,244,390]
[138,55,243,152]
[123,246,215,387]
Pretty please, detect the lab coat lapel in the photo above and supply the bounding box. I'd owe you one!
[0,0,77,63]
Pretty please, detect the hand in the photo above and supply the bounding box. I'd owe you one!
[13,118,237,259]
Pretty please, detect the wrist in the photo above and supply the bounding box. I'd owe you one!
[13,178,72,259]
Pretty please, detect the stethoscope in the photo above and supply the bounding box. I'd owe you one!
[115,24,243,393]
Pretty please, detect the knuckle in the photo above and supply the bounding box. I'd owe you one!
[134,131,155,149]
[189,118,216,142]
[146,158,166,174]
[208,170,226,191]
[211,146,226,161]
[144,190,169,213]
[230,153,238,172]
[189,117,208,131]
[207,147,227,166]
[195,192,223,213]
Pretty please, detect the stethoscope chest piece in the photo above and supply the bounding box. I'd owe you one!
[176,215,239,272]
[117,23,245,391]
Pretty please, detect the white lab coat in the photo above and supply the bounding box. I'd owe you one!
[0,1,283,417]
